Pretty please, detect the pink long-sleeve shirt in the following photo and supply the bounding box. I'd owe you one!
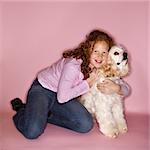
[37,57,130,103]
[37,58,90,103]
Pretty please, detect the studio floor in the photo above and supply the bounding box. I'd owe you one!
[0,112,149,150]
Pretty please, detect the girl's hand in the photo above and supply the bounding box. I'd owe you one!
[86,69,99,87]
[97,79,122,95]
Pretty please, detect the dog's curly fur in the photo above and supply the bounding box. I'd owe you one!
[79,46,129,138]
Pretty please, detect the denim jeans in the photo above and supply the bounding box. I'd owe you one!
[13,79,93,139]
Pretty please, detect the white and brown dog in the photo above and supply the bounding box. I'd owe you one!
[80,45,129,138]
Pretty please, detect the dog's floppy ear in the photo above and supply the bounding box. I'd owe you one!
[120,62,129,77]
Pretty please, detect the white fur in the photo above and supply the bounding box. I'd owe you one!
[79,45,129,138]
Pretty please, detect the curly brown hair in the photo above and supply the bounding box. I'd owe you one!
[63,29,115,79]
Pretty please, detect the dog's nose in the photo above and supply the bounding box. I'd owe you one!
[123,52,128,60]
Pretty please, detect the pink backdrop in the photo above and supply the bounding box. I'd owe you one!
[0,2,149,115]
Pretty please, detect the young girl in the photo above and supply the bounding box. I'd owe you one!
[11,29,129,139]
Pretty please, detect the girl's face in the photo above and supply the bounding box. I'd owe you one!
[89,41,109,69]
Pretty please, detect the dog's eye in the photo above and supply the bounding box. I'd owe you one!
[114,52,119,55]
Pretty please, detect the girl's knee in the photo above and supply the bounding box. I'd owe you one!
[23,124,44,139]
[76,114,93,133]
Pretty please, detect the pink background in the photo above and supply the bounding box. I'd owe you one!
[1,1,149,114]
[0,1,149,150]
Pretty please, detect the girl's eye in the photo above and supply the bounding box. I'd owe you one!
[102,52,107,55]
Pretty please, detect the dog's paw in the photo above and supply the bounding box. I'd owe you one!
[106,131,119,139]
[118,123,128,134]
[100,127,119,138]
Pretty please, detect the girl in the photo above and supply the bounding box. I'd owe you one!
[11,29,129,139]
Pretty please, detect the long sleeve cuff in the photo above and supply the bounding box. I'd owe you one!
[120,81,131,98]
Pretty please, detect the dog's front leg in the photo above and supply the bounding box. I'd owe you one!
[95,104,119,138]
[112,101,128,134]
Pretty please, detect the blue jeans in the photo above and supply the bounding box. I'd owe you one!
[13,79,93,139]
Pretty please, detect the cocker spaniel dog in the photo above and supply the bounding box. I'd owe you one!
[80,45,129,138]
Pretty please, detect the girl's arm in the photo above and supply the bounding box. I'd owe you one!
[57,62,90,103]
